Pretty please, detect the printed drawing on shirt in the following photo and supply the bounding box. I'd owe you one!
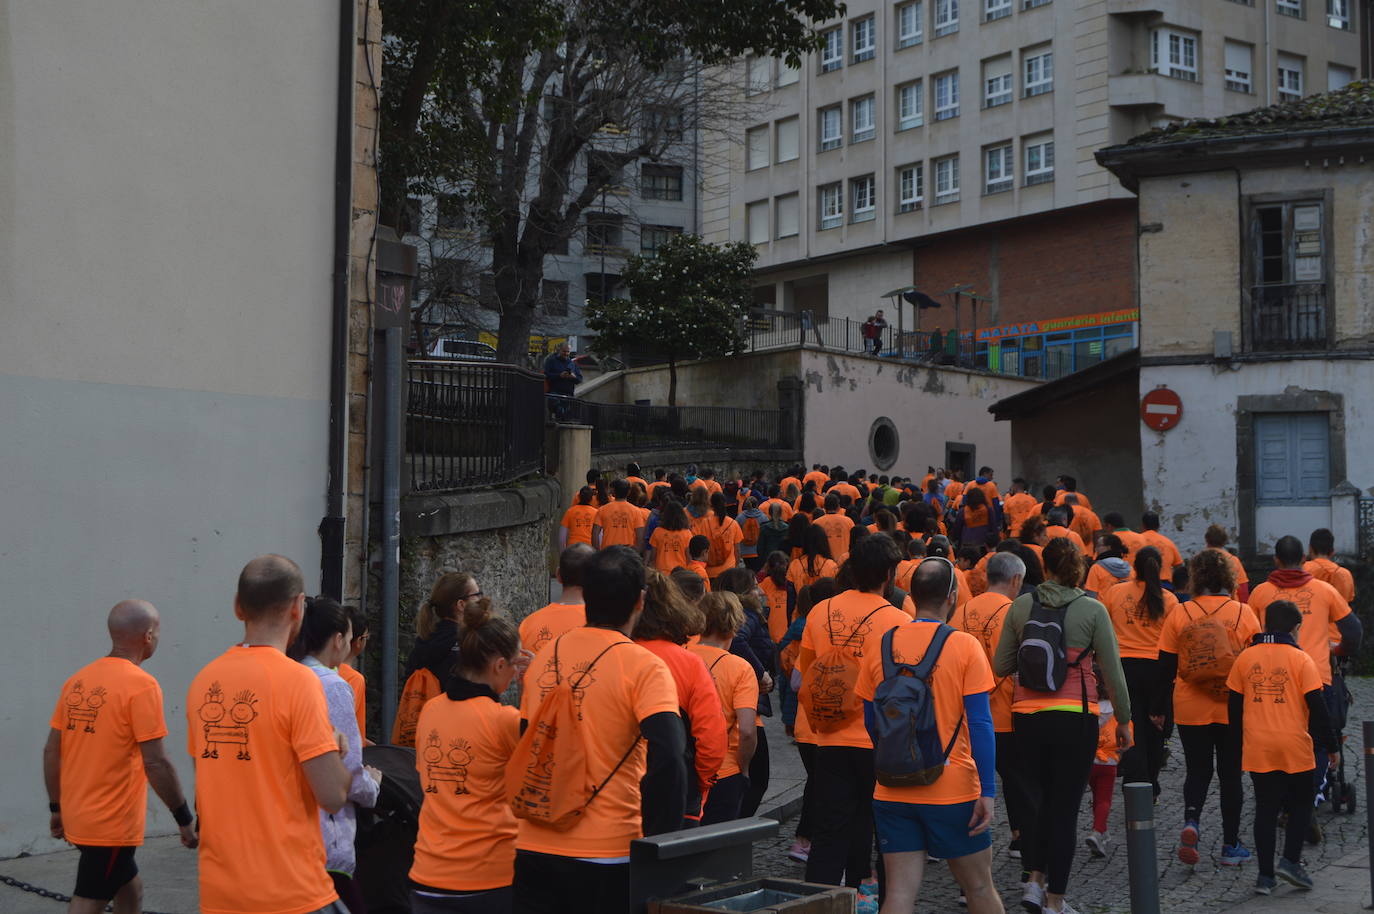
[422,730,472,795]
[198,682,260,759]
[64,681,107,734]
[1246,664,1289,703]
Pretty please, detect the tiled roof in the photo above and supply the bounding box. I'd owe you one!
[1121,81,1374,148]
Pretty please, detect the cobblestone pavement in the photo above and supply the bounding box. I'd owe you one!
[754,676,1370,914]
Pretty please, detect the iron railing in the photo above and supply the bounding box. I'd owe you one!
[1249,283,1328,351]
[556,398,789,453]
[406,361,544,492]
[1359,497,1374,564]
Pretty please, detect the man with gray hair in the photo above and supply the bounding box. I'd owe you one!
[950,549,1029,859]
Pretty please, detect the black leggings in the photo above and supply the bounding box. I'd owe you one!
[1251,771,1314,878]
[796,741,818,839]
[513,852,628,914]
[1118,658,1165,794]
[701,773,749,825]
[804,746,876,888]
[1177,723,1242,845]
[741,725,770,816]
[1013,711,1098,896]
[995,730,1030,835]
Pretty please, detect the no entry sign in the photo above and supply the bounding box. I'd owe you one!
[1141,387,1183,431]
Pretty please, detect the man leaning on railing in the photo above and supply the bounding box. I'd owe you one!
[544,342,583,420]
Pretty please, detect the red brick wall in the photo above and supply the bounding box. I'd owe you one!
[911,200,1137,329]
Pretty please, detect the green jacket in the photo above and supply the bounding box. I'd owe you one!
[991,581,1131,721]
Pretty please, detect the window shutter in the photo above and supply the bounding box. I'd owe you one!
[1294,414,1330,499]
[1224,41,1250,75]
[1256,415,1293,502]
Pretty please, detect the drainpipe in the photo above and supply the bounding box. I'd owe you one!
[321,0,356,599]
[1262,0,1273,106]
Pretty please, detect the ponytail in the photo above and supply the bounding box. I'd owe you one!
[418,572,474,640]
[455,597,519,676]
[288,595,350,661]
[1134,546,1165,620]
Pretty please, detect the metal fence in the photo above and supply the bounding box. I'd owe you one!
[1360,497,1374,564]
[556,398,789,453]
[1249,284,1328,351]
[406,361,545,492]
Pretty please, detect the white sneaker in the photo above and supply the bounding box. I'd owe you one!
[1021,880,1045,913]
[1045,901,1081,914]
[1085,831,1109,858]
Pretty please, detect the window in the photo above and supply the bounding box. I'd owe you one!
[643,106,683,141]
[1225,41,1253,92]
[851,95,876,143]
[747,200,770,244]
[820,27,844,72]
[850,175,877,223]
[640,163,684,200]
[934,155,960,204]
[587,150,625,189]
[585,212,623,251]
[935,0,959,36]
[934,71,960,120]
[897,81,924,130]
[1277,53,1304,101]
[1151,28,1198,81]
[584,272,621,303]
[852,16,876,62]
[776,193,800,238]
[777,59,800,86]
[1276,0,1303,18]
[746,56,771,95]
[640,225,682,257]
[819,183,844,229]
[1024,135,1054,185]
[436,194,466,237]
[984,0,1011,21]
[1023,48,1053,96]
[540,279,569,316]
[1255,414,1330,504]
[896,1,924,48]
[429,258,465,303]
[984,143,1013,194]
[1328,0,1351,29]
[819,105,843,151]
[983,56,1012,107]
[1328,64,1355,91]
[1248,199,1328,348]
[746,125,770,171]
[776,117,800,162]
[897,164,924,212]
[1023,0,1051,7]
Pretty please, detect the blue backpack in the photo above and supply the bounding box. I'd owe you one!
[872,624,964,788]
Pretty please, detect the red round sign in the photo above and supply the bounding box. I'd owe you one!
[1141,387,1183,431]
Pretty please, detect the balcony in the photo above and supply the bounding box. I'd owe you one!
[1108,71,1204,118]
[1248,284,1329,351]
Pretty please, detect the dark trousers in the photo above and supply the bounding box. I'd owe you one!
[1178,722,1243,845]
[513,851,629,914]
[1251,770,1315,878]
[701,773,749,825]
[796,741,818,839]
[1013,711,1098,896]
[1314,684,1340,794]
[995,730,1030,835]
[1118,658,1165,795]
[804,746,876,888]
[411,885,512,914]
[741,726,770,816]
[330,873,366,914]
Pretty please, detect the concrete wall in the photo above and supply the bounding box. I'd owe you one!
[583,349,803,410]
[0,1,350,855]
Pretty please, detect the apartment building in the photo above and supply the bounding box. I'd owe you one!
[703,0,1362,377]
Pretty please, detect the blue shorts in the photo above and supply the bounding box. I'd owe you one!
[872,799,992,859]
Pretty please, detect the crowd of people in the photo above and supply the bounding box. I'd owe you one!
[41,462,1363,914]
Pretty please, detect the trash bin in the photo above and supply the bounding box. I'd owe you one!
[650,878,855,913]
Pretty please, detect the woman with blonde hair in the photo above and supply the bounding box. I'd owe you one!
[405,571,482,688]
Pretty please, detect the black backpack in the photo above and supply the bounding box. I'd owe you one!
[1017,593,1091,703]
[872,624,964,788]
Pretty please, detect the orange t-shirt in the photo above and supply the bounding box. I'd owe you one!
[1045,526,1086,553]
[787,556,838,593]
[561,504,598,547]
[410,694,520,891]
[814,512,855,564]
[338,662,366,739]
[594,500,644,548]
[856,621,993,804]
[1102,580,1179,660]
[1003,493,1038,536]
[517,629,679,858]
[1140,530,1184,579]
[1158,596,1261,725]
[688,644,759,778]
[779,477,802,499]
[1249,576,1350,685]
[1109,529,1147,558]
[649,527,693,573]
[518,603,587,656]
[798,592,913,749]
[895,559,920,594]
[948,593,1014,731]
[761,576,792,642]
[702,516,744,577]
[1226,641,1323,773]
[803,471,829,490]
[830,482,861,505]
[1085,562,1131,598]
[686,561,713,590]
[50,657,167,846]
[759,498,796,521]
[1069,509,1101,548]
[1304,558,1354,603]
[944,481,965,502]
[187,646,339,914]
[1054,491,1093,511]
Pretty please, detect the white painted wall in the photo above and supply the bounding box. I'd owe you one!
[0,1,340,855]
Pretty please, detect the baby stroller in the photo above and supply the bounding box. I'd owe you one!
[355,745,422,913]
[1320,654,1357,814]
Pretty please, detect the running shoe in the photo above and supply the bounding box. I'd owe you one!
[1045,901,1081,914]
[856,896,879,914]
[1276,858,1314,890]
[1085,831,1109,858]
[1254,875,1276,896]
[1178,821,1200,865]
[859,878,879,897]
[1220,844,1252,866]
[1021,880,1045,913]
[786,841,809,863]
[1007,837,1022,860]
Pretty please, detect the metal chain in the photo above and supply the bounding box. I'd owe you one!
[0,872,178,914]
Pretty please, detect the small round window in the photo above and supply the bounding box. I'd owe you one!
[869,417,899,471]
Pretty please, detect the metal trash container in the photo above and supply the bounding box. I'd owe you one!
[650,878,855,913]
[630,817,778,913]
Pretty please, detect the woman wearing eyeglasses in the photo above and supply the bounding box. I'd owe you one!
[992,538,1132,914]
[405,572,483,690]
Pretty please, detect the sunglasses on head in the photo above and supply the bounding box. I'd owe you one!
[919,555,958,602]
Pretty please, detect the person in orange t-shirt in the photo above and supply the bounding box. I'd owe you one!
[593,479,645,550]
[45,601,196,912]
[760,554,796,643]
[1100,513,1146,559]
[803,466,830,491]
[798,536,913,888]
[788,525,839,593]
[519,545,593,655]
[1139,513,1184,582]
[1203,524,1250,600]
[560,487,599,549]
[1044,507,1087,554]
[1063,494,1100,548]
[513,547,685,914]
[647,501,695,573]
[855,554,1000,914]
[686,536,714,591]
[759,487,796,522]
[690,593,761,825]
[814,494,856,565]
[1226,600,1339,890]
[1304,527,1354,602]
[701,494,744,578]
[188,556,352,914]
[1003,478,1039,537]
[1053,477,1092,511]
[830,479,861,505]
